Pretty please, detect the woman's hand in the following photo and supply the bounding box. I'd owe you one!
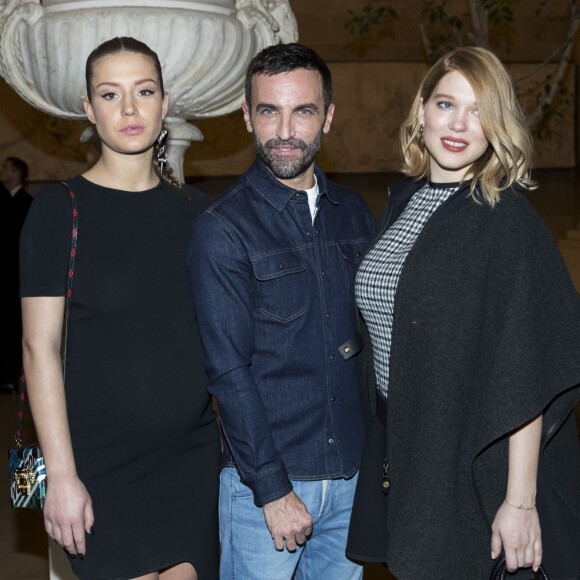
[491,500,542,572]
[22,297,93,556]
[43,475,94,557]
[492,413,543,572]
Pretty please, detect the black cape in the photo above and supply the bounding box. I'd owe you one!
[347,180,580,580]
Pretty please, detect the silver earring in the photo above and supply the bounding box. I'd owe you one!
[156,129,168,187]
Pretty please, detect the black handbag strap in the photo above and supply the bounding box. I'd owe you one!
[490,554,549,580]
[15,182,78,447]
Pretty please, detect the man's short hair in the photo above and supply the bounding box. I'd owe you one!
[245,43,332,113]
[6,157,28,184]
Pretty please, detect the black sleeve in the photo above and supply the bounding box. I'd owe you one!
[20,183,73,297]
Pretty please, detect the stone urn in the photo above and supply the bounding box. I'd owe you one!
[0,0,298,180]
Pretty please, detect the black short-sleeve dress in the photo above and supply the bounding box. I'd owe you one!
[20,176,220,580]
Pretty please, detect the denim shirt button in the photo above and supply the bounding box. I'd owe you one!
[328,438,334,444]
[331,396,336,402]
[325,313,330,319]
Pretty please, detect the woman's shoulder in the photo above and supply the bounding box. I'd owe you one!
[497,184,534,206]
[491,186,546,229]
[475,186,563,261]
[20,180,79,274]
[30,178,84,213]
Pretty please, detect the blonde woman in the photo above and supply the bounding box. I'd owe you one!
[346,47,580,580]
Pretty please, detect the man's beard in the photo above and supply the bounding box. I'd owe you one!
[254,131,322,181]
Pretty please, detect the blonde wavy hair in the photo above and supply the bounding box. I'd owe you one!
[400,46,536,205]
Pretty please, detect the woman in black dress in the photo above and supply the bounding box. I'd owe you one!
[20,37,220,579]
[346,46,580,579]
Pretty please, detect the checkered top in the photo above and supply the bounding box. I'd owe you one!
[355,182,459,398]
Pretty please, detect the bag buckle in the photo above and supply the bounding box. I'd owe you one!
[15,467,35,495]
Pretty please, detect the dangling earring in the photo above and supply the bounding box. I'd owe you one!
[156,128,168,188]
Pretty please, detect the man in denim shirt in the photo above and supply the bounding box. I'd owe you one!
[188,43,374,579]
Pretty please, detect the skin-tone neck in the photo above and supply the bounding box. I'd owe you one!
[288,163,315,192]
[82,146,159,192]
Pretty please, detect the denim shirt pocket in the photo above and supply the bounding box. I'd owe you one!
[251,250,309,323]
[337,241,367,302]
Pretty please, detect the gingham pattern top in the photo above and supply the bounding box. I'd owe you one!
[355,182,459,398]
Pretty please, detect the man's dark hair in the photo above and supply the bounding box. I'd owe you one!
[6,157,28,184]
[245,43,332,113]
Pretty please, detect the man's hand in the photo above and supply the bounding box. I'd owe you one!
[263,491,313,551]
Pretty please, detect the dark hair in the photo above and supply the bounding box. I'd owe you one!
[84,37,183,190]
[85,36,164,100]
[6,157,28,183]
[245,43,332,113]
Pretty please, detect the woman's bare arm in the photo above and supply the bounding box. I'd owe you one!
[22,296,93,556]
[491,414,542,572]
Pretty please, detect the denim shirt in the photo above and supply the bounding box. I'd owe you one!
[188,159,375,506]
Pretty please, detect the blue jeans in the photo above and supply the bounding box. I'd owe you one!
[219,467,363,579]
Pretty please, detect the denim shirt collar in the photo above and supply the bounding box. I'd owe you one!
[244,158,339,212]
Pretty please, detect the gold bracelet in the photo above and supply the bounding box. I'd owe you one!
[504,498,536,511]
